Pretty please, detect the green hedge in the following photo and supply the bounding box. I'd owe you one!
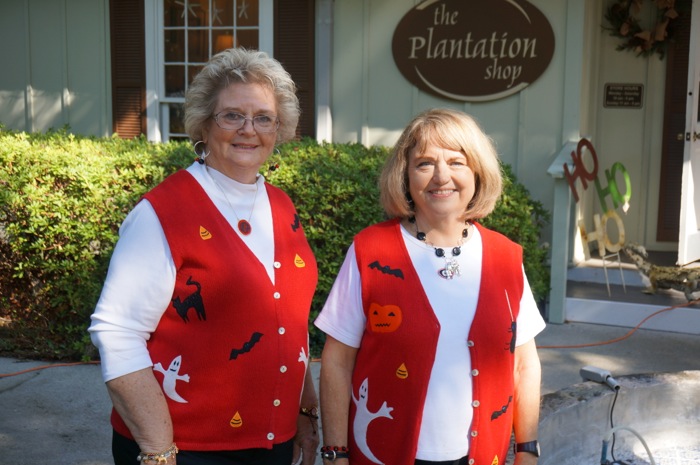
[0,128,549,361]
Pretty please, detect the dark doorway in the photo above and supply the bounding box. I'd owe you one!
[657,6,692,242]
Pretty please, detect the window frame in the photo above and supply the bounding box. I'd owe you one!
[145,0,274,142]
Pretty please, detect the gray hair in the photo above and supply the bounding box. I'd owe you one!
[184,48,300,143]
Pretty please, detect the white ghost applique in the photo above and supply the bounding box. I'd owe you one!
[352,377,393,464]
[298,346,309,370]
[153,355,190,403]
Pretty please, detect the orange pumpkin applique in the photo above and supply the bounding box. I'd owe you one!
[368,303,402,333]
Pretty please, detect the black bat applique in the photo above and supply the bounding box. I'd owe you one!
[506,320,517,354]
[229,332,263,360]
[291,214,301,232]
[368,260,404,279]
[491,395,513,420]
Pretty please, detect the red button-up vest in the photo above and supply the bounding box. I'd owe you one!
[111,170,318,451]
[351,219,523,465]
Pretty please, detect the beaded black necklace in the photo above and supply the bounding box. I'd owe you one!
[408,216,469,279]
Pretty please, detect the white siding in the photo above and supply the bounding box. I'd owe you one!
[582,0,669,251]
[330,0,582,245]
[328,0,674,249]
[0,0,111,136]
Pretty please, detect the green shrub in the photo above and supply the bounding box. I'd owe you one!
[481,163,551,305]
[264,140,389,352]
[0,128,192,360]
[0,129,549,361]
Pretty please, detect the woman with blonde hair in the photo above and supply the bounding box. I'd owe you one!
[316,108,545,465]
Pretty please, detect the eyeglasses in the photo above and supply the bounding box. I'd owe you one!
[213,111,280,133]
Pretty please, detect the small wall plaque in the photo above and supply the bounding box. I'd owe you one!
[604,83,643,109]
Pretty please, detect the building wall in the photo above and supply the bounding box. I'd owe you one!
[328,0,673,252]
[0,0,678,253]
[0,0,111,137]
[580,0,671,252]
[329,0,581,246]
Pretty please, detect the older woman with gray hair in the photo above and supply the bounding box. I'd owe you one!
[90,48,319,465]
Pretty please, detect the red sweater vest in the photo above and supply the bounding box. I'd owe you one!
[351,219,523,465]
[111,170,318,451]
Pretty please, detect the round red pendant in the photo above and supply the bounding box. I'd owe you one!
[237,219,252,235]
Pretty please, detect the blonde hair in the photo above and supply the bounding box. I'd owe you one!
[379,108,502,220]
[184,48,299,144]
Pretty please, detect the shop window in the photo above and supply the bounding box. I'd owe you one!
[161,0,261,140]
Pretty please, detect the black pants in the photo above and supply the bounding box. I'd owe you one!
[112,430,294,465]
[415,456,469,465]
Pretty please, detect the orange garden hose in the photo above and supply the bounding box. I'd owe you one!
[1,299,698,377]
[537,298,700,349]
[0,360,100,378]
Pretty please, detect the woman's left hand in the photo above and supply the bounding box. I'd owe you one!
[292,412,319,465]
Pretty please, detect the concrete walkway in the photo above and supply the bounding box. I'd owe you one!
[2,321,700,465]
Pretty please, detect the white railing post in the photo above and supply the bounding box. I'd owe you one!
[546,141,577,323]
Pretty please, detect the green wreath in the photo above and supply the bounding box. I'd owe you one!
[604,0,679,59]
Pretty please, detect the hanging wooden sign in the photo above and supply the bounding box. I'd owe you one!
[392,0,555,102]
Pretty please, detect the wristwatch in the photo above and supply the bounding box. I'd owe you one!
[514,440,540,457]
[321,449,350,461]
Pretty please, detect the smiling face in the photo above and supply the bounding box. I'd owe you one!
[203,82,278,183]
[407,141,476,223]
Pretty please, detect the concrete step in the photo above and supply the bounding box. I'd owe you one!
[567,261,644,287]
[566,250,685,287]
[564,281,700,335]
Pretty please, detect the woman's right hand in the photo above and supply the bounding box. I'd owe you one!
[106,367,175,459]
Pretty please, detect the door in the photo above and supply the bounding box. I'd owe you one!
[657,7,691,242]
[679,2,700,265]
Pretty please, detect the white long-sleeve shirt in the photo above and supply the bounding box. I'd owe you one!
[89,162,274,382]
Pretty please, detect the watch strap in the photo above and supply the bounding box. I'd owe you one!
[514,440,540,457]
[321,446,350,461]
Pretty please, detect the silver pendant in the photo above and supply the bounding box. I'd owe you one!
[438,258,461,280]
